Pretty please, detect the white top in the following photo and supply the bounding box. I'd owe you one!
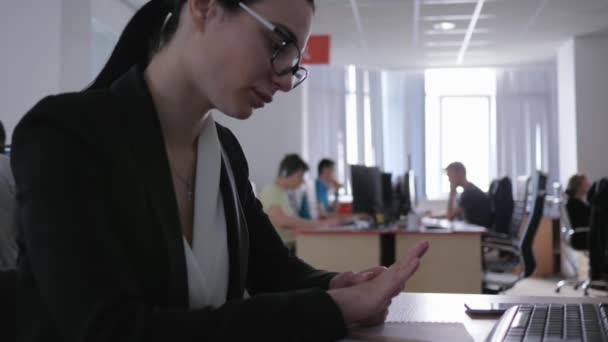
[183,114,229,309]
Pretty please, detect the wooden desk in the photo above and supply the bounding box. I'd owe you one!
[295,221,486,293]
[345,293,604,342]
[295,229,388,272]
[395,227,485,294]
[515,215,558,277]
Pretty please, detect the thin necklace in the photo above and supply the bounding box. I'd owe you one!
[171,164,194,201]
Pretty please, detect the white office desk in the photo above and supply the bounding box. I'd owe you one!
[345,292,605,342]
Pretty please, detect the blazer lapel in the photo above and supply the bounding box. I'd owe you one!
[219,155,249,300]
[109,66,188,308]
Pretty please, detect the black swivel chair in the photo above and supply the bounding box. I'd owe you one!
[488,177,514,236]
[482,171,547,293]
[555,196,589,293]
[0,269,15,338]
[483,175,530,269]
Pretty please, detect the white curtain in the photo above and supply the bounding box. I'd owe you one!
[304,65,347,183]
[381,71,425,197]
[304,66,426,199]
[495,64,559,184]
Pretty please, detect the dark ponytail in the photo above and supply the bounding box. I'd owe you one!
[88,0,176,90]
[88,0,315,90]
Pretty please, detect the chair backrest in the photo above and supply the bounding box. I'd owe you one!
[489,177,514,235]
[587,178,608,280]
[518,171,547,278]
[509,175,531,238]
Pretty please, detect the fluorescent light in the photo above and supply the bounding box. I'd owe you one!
[425,28,490,35]
[426,40,491,47]
[433,22,456,30]
[423,0,496,4]
[423,14,496,21]
[457,0,487,65]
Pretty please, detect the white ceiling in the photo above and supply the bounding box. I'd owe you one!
[312,0,608,68]
[100,0,608,68]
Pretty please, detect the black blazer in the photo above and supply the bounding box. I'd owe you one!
[11,66,346,342]
[566,197,591,228]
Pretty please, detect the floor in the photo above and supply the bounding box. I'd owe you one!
[505,276,608,298]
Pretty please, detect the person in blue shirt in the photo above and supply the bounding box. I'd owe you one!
[315,159,342,218]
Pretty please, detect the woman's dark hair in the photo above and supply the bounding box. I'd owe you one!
[89,0,315,90]
[566,174,587,197]
[278,154,309,177]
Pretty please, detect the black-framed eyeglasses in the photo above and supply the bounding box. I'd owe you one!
[238,2,309,89]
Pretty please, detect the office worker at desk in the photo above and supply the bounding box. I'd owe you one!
[431,162,493,228]
[260,154,342,249]
[565,173,592,228]
[316,158,341,218]
[11,1,430,341]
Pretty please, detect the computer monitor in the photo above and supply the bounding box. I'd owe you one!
[351,165,383,215]
[407,170,417,209]
[395,170,416,215]
[381,172,394,210]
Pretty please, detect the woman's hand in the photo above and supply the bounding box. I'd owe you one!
[328,241,430,326]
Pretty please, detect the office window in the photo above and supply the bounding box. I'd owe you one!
[363,71,375,167]
[425,68,496,199]
[345,65,359,166]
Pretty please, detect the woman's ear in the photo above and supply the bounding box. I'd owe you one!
[188,0,220,32]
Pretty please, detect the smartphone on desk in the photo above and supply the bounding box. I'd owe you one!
[464,303,517,316]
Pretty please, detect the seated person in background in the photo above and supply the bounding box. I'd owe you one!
[315,159,341,218]
[565,173,592,227]
[260,154,341,248]
[0,120,17,269]
[432,162,493,228]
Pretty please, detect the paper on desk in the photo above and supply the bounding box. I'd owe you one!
[347,295,474,342]
[349,322,473,342]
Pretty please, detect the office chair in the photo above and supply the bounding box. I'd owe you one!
[554,196,589,293]
[0,269,15,338]
[487,177,514,236]
[482,171,547,293]
[483,175,530,270]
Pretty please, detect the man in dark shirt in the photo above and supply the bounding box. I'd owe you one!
[442,162,493,228]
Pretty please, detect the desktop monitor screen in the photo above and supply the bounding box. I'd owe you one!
[351,165,383,215]
[396,170,416,214]
[407,170,417,209]
[381,172,393,210]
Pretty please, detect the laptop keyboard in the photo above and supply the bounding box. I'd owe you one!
[502,304,607,341]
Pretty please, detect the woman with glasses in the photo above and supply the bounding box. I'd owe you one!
[12,1,428,341]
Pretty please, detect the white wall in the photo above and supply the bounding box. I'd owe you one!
[215,87,304,191]
[573,34,608,182]
[557,39,578,185]
[557,34,608,184]
[0,0,93,142]
[0,1,62,142]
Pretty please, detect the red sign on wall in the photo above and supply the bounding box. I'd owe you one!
[302,35,330,65]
